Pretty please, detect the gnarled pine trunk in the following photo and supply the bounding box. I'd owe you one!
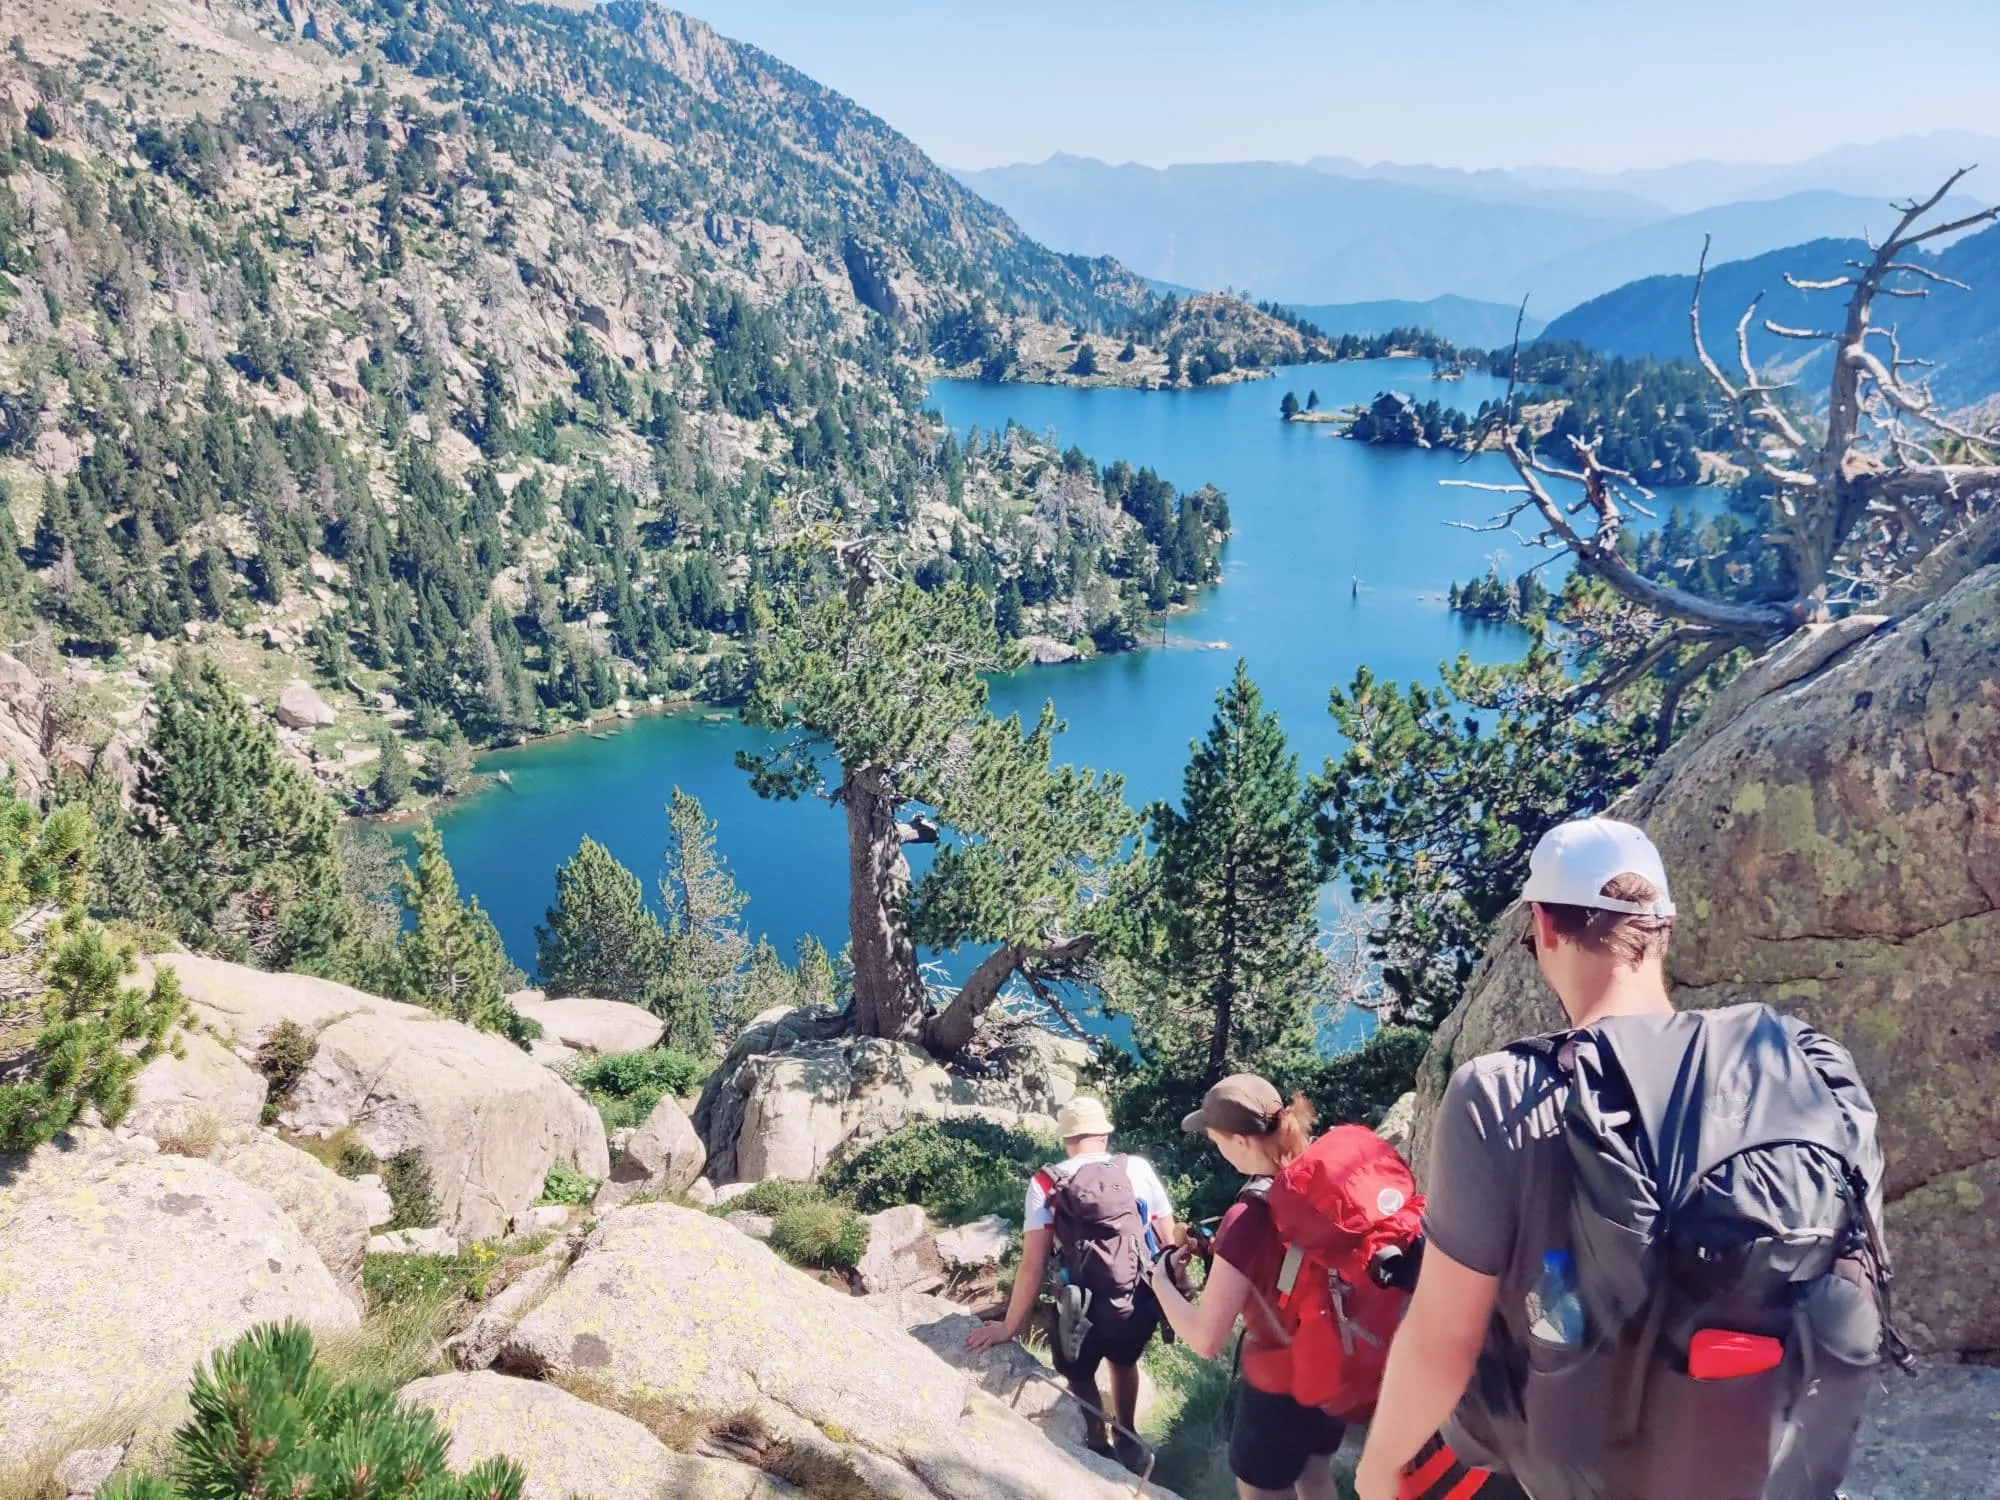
[843,764,931,1042]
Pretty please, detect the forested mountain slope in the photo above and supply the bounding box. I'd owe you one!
[0,0,1238,793]
[1544,223,2000,410]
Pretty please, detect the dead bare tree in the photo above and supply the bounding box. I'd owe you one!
[1461,171,2000,677]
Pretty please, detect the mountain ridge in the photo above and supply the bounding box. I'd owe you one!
[953,152,1983,313]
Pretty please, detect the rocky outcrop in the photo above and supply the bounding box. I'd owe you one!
[213,1133,370,1301]
[856,1204,942,1295]
[153,953,610,1240]
[1413,567,2000,1353]
[507,990,665,1054]
[0,1132,357,1463]
[0,650,123,804]
[274,679,337,729]
[865,1287,1161,1460]
[401,1371,792,1500]
[123,1029,268,1141]
[597,1094,706,1209]
[693,1009,1082,1183]
[1846,1361,2000,1500]
[495,1204,1177,1498]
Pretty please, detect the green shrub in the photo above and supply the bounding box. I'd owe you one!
[338,1137,380,1178]
[1289,1025,1430,1129]
[821,1117,1056,1224]
[711,1178,821,1218]
[254,1020,316,1124]
[381,1148,436,1230]
[94,1322,524,1500]
[536,1161,597,1206]
[572,1047,712,1131]
[767,1200,868,1272]
[1142,1340,1240,1500]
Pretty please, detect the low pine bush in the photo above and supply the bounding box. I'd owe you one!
[821,1117,1056,1224]
[95,1322,524,1500]
[767,1200,868,1272]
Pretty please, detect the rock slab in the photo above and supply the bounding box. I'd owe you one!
[507,991,665,1054]
[597,1093,706,1209]
[275,679,337,729]
[496,1204,1177,1500]
[400,1370,789,1500]
[215,1133,371,1300]
[1413,568,2000,1353]
[155,953,609,1241]
[1846,1361,2000,1500]
[856,1203,940,1295]
[124,1029,268,1141]
[693,1009,1080,1183]
[0,1133,357,1463]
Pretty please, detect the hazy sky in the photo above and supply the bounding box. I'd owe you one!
[679,0,2000,172]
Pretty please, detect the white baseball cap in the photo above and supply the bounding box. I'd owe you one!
[1519,817,1676,918]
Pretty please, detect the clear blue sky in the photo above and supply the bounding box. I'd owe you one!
[679,0,2000,172]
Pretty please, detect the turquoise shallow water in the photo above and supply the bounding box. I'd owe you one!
[431,359,1713,1036]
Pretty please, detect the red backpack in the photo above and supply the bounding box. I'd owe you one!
[1239,1125,1425,1418]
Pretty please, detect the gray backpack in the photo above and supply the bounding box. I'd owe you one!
[1499,1004,1907,1500]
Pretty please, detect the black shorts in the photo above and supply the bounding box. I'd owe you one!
[1048,1294,1161,1383]
[1229,1383,1347,1491]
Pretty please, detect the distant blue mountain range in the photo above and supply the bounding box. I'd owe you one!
[953,151,1996,315]
[1286,296,1544,349]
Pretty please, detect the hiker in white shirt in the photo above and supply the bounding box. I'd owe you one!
[966,1096,1176,1473]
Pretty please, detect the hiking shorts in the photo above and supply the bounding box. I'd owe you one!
[1229,1383,1346,1490]
[1049,1295,1161,1383]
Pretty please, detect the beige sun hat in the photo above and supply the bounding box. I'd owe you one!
[1056,1096,1115,1139]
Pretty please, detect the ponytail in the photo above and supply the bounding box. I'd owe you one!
[1271,1091,1317,1168]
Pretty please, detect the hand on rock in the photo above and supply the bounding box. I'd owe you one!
[964,1318,1013,1351]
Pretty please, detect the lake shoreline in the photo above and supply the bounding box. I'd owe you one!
[429,360,1616,974]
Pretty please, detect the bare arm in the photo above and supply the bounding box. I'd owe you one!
[966,1226,1051,1350]
[1147,1244,1252,1360]
[1353,1246,1499,1500]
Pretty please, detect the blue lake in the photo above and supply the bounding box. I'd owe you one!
[432,359,1713,1029]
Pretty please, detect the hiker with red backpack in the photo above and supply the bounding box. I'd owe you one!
[1355,817,1902,1500]
[1145,1074,1485,1500]
[965,1095,1176,1473]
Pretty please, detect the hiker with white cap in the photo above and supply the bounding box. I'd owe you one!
[1355,817,1897,1500]
[965,1095,1175,1472]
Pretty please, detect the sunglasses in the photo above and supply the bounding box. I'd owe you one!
[1518,912,1538,953]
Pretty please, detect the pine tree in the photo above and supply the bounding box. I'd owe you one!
[1109,660,1324,1090]
[536,836,670,1007]
[1280,390,1301,420]
[420,724,475,797]
[368,723,412,811]
[396,824,519,1040]
[741,575,1133,1055]
[658,788,745,1049]
[129,657,348,968]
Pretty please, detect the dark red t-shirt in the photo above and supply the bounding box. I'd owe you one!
[1212,1188,1291,1367]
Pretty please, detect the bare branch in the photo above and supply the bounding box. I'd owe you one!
[1765,322,1842,341]
[1783,273,1856,291]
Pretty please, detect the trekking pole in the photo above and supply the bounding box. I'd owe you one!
[990,1334,1159,1498]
